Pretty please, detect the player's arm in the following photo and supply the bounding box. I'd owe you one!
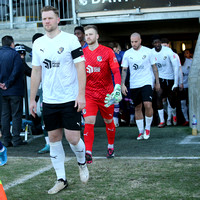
[152,64,160,91]
[104,50,122,107]
[179,65,183,90]
[30,65,41,118]
[169,51,179,91]
[121,67,128,96]
[75,61,86,112]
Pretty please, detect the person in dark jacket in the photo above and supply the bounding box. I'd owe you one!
[0,35,27,147]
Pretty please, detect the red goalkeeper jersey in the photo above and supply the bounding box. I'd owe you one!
[83,44,121,101]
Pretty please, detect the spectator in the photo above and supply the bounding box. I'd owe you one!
[0,35,27,147]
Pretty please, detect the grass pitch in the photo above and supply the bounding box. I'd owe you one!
[1,157,200,200]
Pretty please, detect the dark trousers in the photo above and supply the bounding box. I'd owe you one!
[1,96,23,145]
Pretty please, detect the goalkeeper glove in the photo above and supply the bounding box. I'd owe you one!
[104,84,122,107]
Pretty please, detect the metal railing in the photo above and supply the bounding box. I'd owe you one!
[0,0,76,29]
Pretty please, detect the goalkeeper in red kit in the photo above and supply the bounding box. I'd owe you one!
[83,25,122,164]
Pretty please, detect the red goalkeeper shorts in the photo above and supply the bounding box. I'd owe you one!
[83,97,114,120]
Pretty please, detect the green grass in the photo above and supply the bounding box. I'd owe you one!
[2,157,200,200]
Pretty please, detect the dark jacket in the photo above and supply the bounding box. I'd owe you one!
[0,46,24,96]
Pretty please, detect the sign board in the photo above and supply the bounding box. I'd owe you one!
[77,0,200,12]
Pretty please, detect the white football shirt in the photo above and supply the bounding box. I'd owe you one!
[182,58,192,88]
[152,46,178,80]
[121,46,155,89]
[32,31,85,104]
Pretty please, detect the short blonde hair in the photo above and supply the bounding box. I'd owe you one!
[41,6,59,17]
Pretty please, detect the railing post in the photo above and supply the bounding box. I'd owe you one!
[9,0,13,29]
[45,0,49,6]
[72,0,76,24]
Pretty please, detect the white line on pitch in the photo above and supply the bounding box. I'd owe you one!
[92,156,200,160]
[4,158,72,191]
[179,135,200,144]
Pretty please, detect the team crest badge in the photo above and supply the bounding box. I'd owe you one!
[57,47,64,54]
[97,56,102,62]
[113,57,117,62]
[142,55,146,59]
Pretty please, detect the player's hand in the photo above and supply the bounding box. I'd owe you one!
[179,83,184,91]
[171,84,178,91]
[121,84,128,96]
[75,94,86,112]
[155,82,160,92]
[29,100,37,118]
[104,84,122,107]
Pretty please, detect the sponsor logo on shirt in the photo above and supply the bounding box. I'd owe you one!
[86,65,100,73]
[43,59,60,69]
[57,47,64,54]
[133,64,144,70]
[97,56,102,62]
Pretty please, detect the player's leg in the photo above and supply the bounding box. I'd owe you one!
[130,88,144,140]
[167,80,178,126]
[113,103,120,127]
[43,103,67,194]
[62,101,89,183]
[65,129,89,184]
[135,103,145,140]
[99,103,115,158]
[83,98,98,164]
[166,98,172,126]
[156,79,165,128]
[142,85,154,140]
[180,88,189,125]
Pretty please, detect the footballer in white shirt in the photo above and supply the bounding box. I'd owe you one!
[152,36,179,128]
[121,32,160,140]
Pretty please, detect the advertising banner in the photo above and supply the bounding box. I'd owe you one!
[77,0,200,12]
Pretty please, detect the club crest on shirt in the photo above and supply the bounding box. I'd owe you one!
[97,56,102,62]
[113,57,118,63]
[57,47,64,54]
[163,56,167,60]
[142,55,146,59]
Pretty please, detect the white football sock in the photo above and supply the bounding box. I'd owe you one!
[45,136,50,145]
[136,119,144,134]
[145,116,153,130]
[50,141,66,180]
[69,138,86,164]
[158,109,165,123]
[167,104,172,120]
[172,107,176,117]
